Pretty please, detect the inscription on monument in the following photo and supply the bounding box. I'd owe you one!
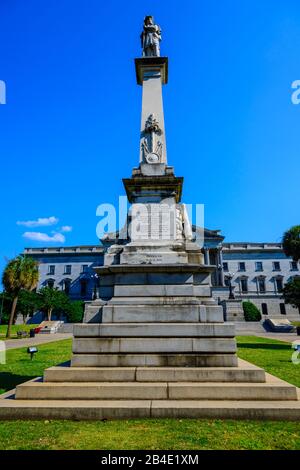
[130,203,178,241]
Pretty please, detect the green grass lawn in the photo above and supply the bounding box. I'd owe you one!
[236,335,300,388]
[0,324,38,340]
[0,418,298,450]
[0,335,299,450]
[0,339,72,394]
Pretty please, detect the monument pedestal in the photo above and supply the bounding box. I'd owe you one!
[222,299,245,322]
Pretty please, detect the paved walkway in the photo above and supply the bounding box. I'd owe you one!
[2,333,73,350]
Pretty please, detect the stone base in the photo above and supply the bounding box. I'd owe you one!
[15,377,298,401]
[222,299,245,321]
[2,261,298,420]
[1,399,300,421]
[44,364,265,383]
[71,353,238,368]
[71,321,238,367]
[85,299,223,322]
[2,315,299,421]
[72,337,236,354]
[1,363,299,420]
[84,262,220,324]
[73,323,235,337]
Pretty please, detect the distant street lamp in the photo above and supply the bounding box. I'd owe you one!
[227,272,235,300]
[92,273,98,300]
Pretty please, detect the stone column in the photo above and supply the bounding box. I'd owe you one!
[135,58,168,166]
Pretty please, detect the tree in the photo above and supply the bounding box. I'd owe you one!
[0,291,12,325]
[282,277,300,315]
[37,287,69,321]
[242,301,262,321]
[16,290,40,323]
[282,225,300,262]
[65,301,84,323]
[2,256,39,338]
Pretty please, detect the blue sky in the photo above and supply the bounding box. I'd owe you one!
[0,0,300,276]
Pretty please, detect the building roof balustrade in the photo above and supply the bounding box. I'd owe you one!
[24,245,105,256]
[222,242,283,253]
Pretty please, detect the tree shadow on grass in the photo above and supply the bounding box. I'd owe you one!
[0,361,70,393]
[0,373,40,393]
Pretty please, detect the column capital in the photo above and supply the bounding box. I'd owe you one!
[135,57,168,85]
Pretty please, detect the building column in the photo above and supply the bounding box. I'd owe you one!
[204,248,210,265]
[217,247,225,286]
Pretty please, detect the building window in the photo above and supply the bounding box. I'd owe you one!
[280,303,286,315]
[63,279,71,296]
[64,265,72,275]
[290,261,299,271]
[261,303,268,315]
[255,262,263,271]
[273,261,281,271]
[48,265,55,275]
[275,277,283,293]
[238,262,246,272]
[81,265,88,274]
[240,278,248,293]
[223,262,228,272]
[80,279,88,297]
[47,279,54,289]
[258,277,266,293]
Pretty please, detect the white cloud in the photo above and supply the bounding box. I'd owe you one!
[23,232,65,243]
[61,225,72,232]
[17,216,59,227]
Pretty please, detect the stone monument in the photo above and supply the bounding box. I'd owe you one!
[81,17,237,368]
[1,18,299,420]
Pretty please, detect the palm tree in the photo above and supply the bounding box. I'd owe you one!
[37,287,69,321]
[282,225,300,263]
[2,256,39,338]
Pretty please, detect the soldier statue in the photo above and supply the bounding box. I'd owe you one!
[140,16,161,57]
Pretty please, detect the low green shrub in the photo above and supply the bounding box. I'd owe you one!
[242,301,262,321]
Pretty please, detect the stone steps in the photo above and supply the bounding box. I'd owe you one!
[1,399,300,420]
[15,379,298,401]
[71,353,238,367]
[44,364,266,383]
